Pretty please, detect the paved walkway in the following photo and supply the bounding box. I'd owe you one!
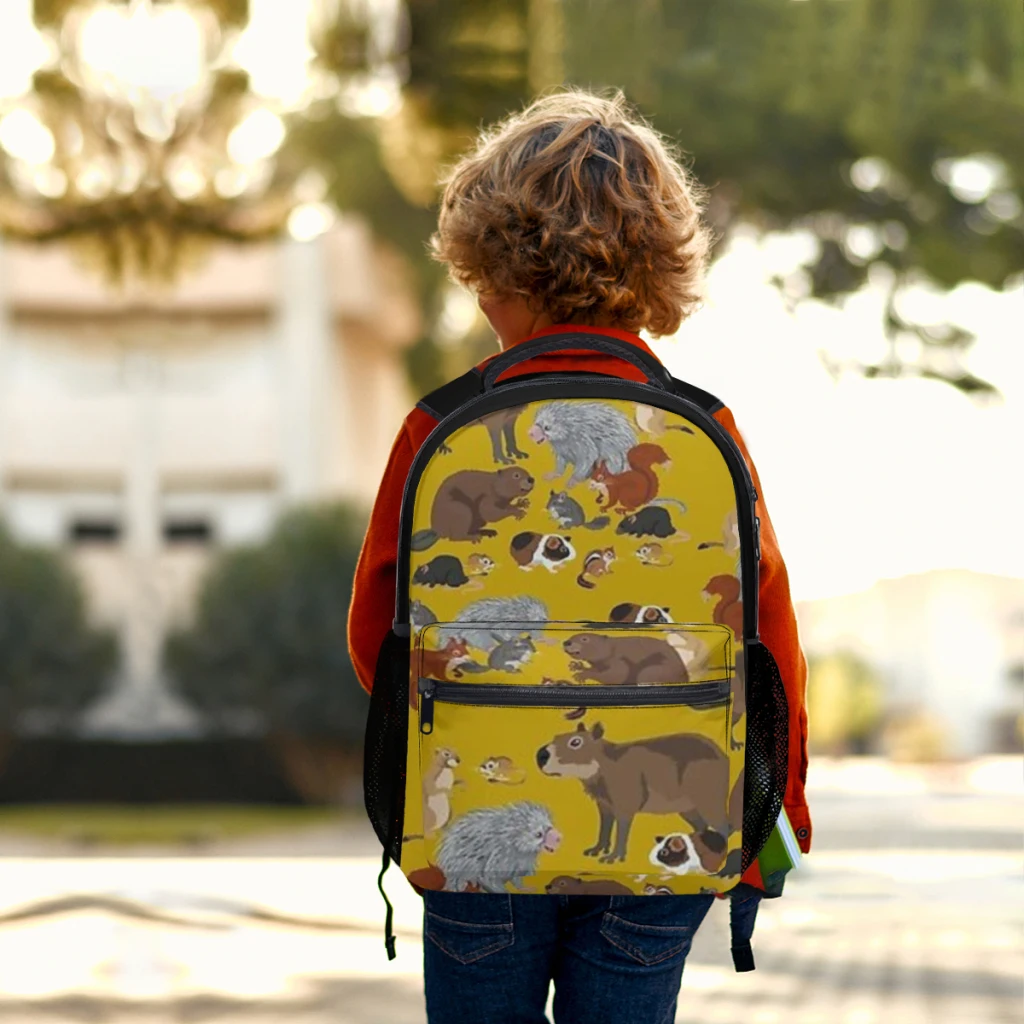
[0,758,1020,1023]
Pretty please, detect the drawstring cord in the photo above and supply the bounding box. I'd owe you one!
[378,849,396,960]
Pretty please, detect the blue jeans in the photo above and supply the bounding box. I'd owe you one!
[422,891,716,1024]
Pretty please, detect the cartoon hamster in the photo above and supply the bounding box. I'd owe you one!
[635,542,674,567]
[411,467,534,549]
[616,499,690,540]
[635,405,695,438]
[478,756,527,785]
[456,636,537,675]
[511,532,576,572]
[436,801,561,893]
[546,490,609,531]
[412,553,493,589]
[528,401,637,488]
[410,600,437,634]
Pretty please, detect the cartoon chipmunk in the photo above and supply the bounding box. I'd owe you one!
[589,443,671,513]
[576,547,615,589]
[403,746,462,841]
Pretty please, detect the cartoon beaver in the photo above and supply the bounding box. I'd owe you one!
[562,633,688,686]
[537,721,730,863]
[411,467,534,550]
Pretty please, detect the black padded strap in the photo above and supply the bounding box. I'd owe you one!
[482,332,673,391]
[416,367,483,421]
[671,375,724,415]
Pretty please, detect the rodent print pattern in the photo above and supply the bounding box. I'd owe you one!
[400,396,747,896]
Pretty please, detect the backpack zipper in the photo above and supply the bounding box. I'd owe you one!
[417,677,730,733]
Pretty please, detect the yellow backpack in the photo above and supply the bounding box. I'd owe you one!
[364,333,788,964]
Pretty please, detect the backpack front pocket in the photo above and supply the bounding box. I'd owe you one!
[406,621,745,896]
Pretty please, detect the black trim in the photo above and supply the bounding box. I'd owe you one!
[416,367,483,420]
[671,375,725,416]
[396,377,760,640]
[482,332,674,391]
[419,678,730,733]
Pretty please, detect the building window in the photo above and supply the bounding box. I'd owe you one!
[163,518,214,545]
[69,518,122,544]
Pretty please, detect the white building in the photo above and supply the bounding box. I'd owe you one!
[0,222,420,738]
[796,569,1024,756]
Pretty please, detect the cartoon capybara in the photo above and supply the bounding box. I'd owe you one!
[435,801,561,893]
[649,768,744,874]
[411,467,534,550]
[528,401,637,487]
[537,722,730,863]
[563,633,688,685]
[545,875,633,896]
[473,406,529,464]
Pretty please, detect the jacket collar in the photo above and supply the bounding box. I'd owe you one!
[484,323,657,362]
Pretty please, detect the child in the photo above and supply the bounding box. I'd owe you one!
[348,89,810,1024]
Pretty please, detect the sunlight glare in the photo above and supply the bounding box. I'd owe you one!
[232,0,316,109]
[227,109,286,165]
[0,0,53,100]
[0,108,55,165]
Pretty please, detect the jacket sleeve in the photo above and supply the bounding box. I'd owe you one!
[714,406,812,854]
[347,423,417,694]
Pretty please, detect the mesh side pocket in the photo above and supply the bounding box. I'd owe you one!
[740,640,789,872]
[362,628,409,864]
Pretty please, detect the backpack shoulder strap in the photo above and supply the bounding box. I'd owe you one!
[416,367,725,421]
[670,375,725,416]
[416,368,484,421]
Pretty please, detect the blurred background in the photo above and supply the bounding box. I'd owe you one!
[0,0,1021,1021]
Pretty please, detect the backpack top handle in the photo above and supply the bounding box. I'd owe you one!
[481,331,674,392]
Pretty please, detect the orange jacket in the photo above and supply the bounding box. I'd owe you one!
[347,325,812,871]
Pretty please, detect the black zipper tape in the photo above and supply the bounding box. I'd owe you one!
[418,677,731,733]
[395,377,760,641]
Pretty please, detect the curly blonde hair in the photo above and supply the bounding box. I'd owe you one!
[431,89,712,337]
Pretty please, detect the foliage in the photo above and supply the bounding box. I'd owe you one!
[0,525,117,734]
[165,504,369,745]
[299,0,1023,396]
[806,650,885,755]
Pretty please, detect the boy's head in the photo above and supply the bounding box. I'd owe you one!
[432,89,712,344]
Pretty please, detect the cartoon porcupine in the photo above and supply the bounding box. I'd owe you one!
[436,801,562,893]
[528,401,637,488]
[434,596,549,652]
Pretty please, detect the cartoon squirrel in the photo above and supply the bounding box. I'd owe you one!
[589,443,671,512]
[411,638,473,707]
[576,547,615,589]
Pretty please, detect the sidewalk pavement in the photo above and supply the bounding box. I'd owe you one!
[0,756,1020,1023]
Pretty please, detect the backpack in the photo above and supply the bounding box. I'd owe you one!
[363,332,789,969]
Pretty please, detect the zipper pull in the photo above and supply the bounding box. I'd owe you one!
[419,678,435,734]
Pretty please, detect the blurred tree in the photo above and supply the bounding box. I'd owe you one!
[301,0,1022,397]
[806,650,885,755]
[164,504,369,803]
[0,526,117,742]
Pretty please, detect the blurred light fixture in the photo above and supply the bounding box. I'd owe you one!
[0,0,405,281]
